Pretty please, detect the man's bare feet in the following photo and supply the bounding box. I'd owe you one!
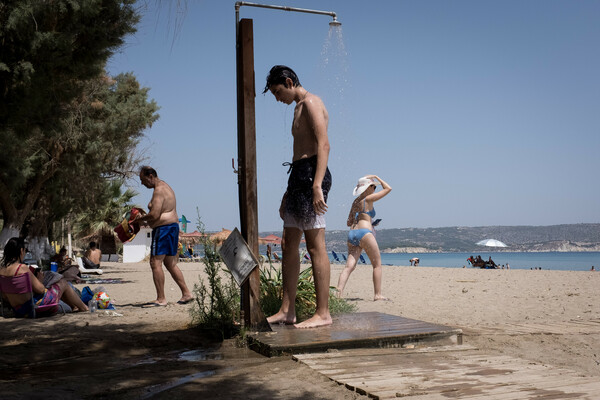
[294,314,332,329]
[177,296,194,305]
[374,295,390,301]
[267,311,296,325]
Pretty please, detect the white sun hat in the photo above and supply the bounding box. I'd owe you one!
[353,176,376,197]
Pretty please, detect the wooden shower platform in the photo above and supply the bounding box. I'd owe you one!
[246,312,462,357]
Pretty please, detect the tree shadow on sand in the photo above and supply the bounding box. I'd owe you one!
[0,317,351,399]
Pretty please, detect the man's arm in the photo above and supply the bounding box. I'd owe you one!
[306,98,330,215]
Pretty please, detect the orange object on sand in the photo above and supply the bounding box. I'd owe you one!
[114,207,146,243]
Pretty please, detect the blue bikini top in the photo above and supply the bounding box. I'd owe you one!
[355,201,376,220]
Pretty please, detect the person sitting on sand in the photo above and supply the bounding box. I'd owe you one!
[50,247,72,271]
[82,241,101,269]
[1,237,88,316]
[336,175,392,301]
[50,246,82,282]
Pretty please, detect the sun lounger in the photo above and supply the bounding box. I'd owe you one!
[76,257,103,275]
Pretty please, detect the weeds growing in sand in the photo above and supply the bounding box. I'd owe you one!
[260,260,356,320]
[191,211,355,337]
[190,212,240,338]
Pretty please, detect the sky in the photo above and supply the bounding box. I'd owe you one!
[107,0,600,233]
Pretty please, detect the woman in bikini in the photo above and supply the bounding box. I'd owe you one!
[1,237,88,317]
[336,175,392,301]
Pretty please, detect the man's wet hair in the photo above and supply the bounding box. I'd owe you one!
[263,65,301,94]
[89,242,97,249]
[140,166,157,177]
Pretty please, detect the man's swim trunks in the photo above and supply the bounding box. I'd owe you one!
[284,155,332,225]
[151,223,179,256]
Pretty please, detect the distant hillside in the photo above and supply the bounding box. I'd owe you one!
[317,223,600,253]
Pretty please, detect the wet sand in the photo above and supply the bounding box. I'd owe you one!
[1,261,598,398]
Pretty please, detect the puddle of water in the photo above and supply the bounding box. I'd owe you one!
[177,349,223,362]
[132,357,158,366]
[140,369,219,399]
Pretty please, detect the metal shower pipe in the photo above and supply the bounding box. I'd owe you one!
[235,1,340,37]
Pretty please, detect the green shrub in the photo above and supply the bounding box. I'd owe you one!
[190,211,240,339]
[260,260,356,320]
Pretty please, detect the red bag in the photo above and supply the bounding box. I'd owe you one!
[114,207,146,243]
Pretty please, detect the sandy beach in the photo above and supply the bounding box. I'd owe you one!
[1,260,599,399]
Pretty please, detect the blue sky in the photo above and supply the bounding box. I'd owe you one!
[108,0,600,232]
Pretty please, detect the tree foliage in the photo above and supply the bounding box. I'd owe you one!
[0,1,155,248]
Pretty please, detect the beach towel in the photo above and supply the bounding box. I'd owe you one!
[114,207,145,243]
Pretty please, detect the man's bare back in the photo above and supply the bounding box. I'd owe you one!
[86,248,101,265]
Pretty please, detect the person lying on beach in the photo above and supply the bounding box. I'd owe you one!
[1,237,88,317]
[336,175,392,301]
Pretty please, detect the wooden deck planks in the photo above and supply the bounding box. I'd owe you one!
[467,319,600,335]
[295,347,600,399]
[246,312,462,356]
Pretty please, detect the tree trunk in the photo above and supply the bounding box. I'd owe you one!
[100,232,117,254]
[27,236,54,265]
[0,224,21,249]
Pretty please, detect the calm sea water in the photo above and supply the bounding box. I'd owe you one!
[331,252,600,271]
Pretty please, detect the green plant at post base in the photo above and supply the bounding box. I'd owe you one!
[259,259,356,321]
[190,210,240,339]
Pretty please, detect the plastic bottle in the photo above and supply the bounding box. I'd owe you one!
[92,286,106,294]
[88,299,97,313]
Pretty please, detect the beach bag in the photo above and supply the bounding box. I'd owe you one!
[81,286,94,304]
[114,207,146,243]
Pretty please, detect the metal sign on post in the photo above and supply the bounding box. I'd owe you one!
[219,228,258,287]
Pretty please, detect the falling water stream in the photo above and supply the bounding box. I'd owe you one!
[316,25,359,215]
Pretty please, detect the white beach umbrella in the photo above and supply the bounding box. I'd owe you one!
[476,239,507,248]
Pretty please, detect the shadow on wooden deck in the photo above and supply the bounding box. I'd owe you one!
[246,312,462,357]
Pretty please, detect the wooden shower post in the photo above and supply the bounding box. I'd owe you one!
[236,18,270,331]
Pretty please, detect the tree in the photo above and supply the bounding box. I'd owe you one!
[73,179,138,254]
[0,1,142,249]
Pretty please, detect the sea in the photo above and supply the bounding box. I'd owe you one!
[363,252,600,271]
[207,244,599,272]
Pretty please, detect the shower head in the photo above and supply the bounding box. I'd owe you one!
[329,17,341,27]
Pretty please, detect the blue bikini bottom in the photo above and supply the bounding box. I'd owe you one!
[347,229,373,247]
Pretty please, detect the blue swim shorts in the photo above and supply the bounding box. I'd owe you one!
[151,223,179,256]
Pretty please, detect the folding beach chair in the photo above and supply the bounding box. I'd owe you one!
[0,273,66,318]
[331,251,341,263]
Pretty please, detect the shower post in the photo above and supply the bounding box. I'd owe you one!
[236,18,270,331]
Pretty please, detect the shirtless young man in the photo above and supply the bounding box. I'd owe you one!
[137,166,193,306]
[82,241,101,269]
[264,65,333,328]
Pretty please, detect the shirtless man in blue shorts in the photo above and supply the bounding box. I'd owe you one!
[264,65,332,328]
[137,166,193,306]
